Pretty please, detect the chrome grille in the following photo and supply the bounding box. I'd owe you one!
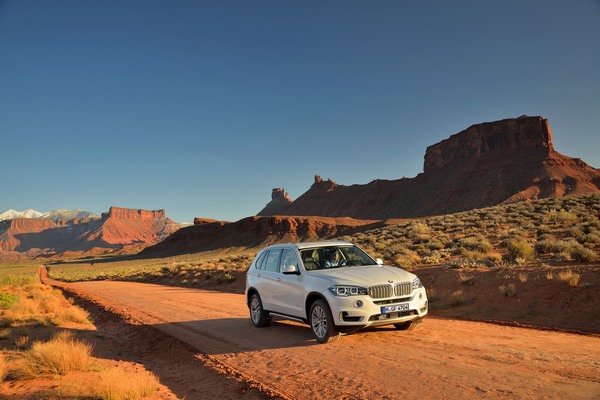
[394,282,412,297]
[369,282,412,299]
[369,284,393,299]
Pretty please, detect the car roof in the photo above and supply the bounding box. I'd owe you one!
[262,240,354,251]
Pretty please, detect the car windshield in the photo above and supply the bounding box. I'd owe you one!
[300,245,376,270]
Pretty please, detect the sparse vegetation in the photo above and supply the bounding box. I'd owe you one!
[499,284,517,297]
[95,367,159,400]
[558,270,581,287]
[16,330,92,378]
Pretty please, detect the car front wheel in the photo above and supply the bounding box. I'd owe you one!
[310,299,340,343]
[249,293,271,327]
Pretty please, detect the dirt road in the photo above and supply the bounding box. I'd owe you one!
[47,278,600,400]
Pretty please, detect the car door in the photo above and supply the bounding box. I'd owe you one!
[269,248,305,318]
[255,248,282,311]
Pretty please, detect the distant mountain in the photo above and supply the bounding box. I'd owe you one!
[0,208,100,222]
[258,116,600,219]
[0,209,43,221]
[0,206,181,256]
[41,208,100,221]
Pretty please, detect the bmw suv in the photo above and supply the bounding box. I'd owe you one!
[245,241,428,343]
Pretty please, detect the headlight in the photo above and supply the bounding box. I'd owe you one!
[412,277,423,290]
[328,285,368,296]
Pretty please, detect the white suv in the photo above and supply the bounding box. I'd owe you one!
[245,241,428,343]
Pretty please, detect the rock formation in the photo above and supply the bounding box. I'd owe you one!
[258,188,293,216]
[424,116,553,172]
[258,116,600,219]
[0,206,181,256]
[140,215,383,257]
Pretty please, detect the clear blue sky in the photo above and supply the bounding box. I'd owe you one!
[1,1,599,223]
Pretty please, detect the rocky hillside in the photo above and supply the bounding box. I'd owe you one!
[140,215,385,257]
[259,116,600,219]
[0,206,180,257]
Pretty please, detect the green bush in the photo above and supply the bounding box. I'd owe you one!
[506,238,536,261]
[571,248,596,262]
[0,292,18,310]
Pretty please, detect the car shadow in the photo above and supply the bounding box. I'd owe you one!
[148,317,319,355]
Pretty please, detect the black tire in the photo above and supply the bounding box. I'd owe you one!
[309,299,340,343]
[249,293,271,327]
[393,319,422,331]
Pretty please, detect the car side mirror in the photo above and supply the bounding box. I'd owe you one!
[375,258,384,265]
[282,264,300,275]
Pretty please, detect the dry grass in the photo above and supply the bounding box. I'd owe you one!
[557,270,581,287]
[518,272,528,283]
[546,271,554,280]
[0,353,8,383]
[499,283,517,297]
[457,271,474,285]
[95,367,159,400]
[450,290,465,306]
[16,330,92,378]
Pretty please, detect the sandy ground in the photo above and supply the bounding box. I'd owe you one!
[42,272,600,400]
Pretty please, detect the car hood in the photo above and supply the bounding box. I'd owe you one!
[309,265,416,287]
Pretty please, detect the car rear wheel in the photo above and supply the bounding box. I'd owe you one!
[249,293,271,327]
[393,319,422,330]
[310,299,340,343]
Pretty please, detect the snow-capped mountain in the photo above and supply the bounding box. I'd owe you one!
[0,208,100,222]
[0,209,43,221]
[41,209,100,221]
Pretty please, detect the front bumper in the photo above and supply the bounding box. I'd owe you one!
[328,287,428,328]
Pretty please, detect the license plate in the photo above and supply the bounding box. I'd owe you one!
[381,303,409,313]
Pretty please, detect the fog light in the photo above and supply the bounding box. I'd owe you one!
[354,299,364,308]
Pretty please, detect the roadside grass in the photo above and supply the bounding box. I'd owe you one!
[47,252,253,290]
[95,367,159,400]
[16,330,92,378]
[0,267,165,399]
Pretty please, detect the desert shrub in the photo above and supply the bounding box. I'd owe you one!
[518,272,528,283]
[95,367,159,400]
[482,253,503,266]
[391,248,421,266]
[545,209,579,224]
[458,235,493,253]
[535,236,557,254]
[17,331,92,378]
[571,248,596,262]
[558,270,581,287]
[0,292,18,309]
[567,226,584,240]
[459,249,488,262]
[580,233,600,245]
[457,271,474,285]
[505,238,536,261]
[409,222,431,236]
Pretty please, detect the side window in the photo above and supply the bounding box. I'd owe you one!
[254,251,268,271]
[264,249,282,272]
[280,249,299,271]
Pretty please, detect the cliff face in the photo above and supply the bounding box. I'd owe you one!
[424,116,554,172]
[258,116,600,219]
[0,206,181,255]
[101,207,166,220]
[257,188,293,216]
